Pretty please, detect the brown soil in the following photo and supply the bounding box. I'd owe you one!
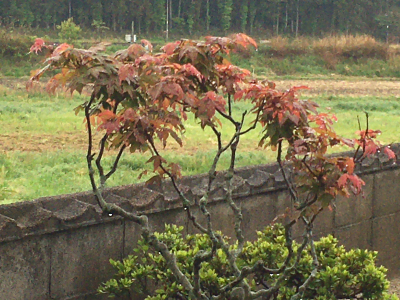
[274,78,400,97]
[0,132,88,152]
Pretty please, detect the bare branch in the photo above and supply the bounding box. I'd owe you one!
[228,93,232,116]
[104,144,127,181]
[277,140,298,202]
[96,134,107,181]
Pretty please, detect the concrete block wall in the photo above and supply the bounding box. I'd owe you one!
[0,145,399,299]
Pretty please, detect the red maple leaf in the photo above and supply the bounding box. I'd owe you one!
[181,64,204,81]
[384,146,396,160]
[118,64,137,84]
[99,120,121,134]
[338,173,365,194]
[30,38,45,54]
[356,129,382,139]
[161,41,180,55]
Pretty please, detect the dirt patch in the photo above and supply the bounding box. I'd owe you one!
[0,132,88,152]
[274,79,400,97]
[3,77,400,97]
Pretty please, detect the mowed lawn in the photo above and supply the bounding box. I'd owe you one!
[1,80,400,203]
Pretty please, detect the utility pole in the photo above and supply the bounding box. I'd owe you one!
[69,0,72,18]
[132,21,135,43]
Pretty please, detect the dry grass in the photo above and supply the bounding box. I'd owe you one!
[313,34,388,60]
[259,34,390,64]
[267,36,310,57]
[389,44,400,57]
[255,35,392,72]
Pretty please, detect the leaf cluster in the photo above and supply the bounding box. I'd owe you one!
[99,224,398,300]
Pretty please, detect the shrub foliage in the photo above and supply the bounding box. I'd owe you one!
[100,224,396,300]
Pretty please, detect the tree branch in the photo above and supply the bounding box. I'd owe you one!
[277,140,298,202]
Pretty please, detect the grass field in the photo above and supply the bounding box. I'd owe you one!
[1,78,400,203]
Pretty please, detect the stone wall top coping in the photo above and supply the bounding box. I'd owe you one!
[0,143,399,243]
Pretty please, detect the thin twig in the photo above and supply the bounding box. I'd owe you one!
[228,93,232,116]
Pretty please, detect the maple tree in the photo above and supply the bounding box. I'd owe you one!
[29,34,395,300]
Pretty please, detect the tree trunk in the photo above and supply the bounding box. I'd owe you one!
[296,0,299,37]
[169,0,172,29]
[206,0,210,31]
[285,1,288,30]
[276,10,279,35]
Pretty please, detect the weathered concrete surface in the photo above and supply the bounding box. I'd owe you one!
[0,144,399,299]
[50,221,124,299]
[0,236,50,300]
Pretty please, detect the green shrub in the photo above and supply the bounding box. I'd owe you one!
[57,18,82,43]
[99,224,398,300]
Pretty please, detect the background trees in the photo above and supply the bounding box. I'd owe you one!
[3,0,400,40]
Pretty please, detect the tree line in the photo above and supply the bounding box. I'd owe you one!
[2,0,400,39]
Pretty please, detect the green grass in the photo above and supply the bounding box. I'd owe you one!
[0,88,273,203]
[312,95,400,143]
[1,85,400,203]
[0,148,269,204]
[0,90,86,134]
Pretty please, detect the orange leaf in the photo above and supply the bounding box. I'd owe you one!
[162,98,170,110]
[52,43,73,57]
[30,69,42,78]
[291,85,310,91]
[338,174,350,188]
[118,64,136,84]
[98,110,116,122]
[346,157,355,175]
